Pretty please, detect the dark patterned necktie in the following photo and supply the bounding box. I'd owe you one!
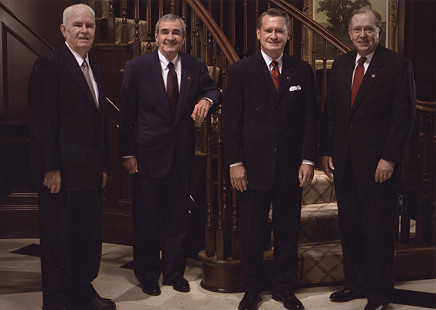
[270,60,280,91]
[81,60,98,107]
[351,57,366,106]
[167,61,179,117]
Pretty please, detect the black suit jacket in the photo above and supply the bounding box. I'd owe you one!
[222,53,318,191]
[29,44,109,191]
[320,45,416,184]
[119,50,221,178]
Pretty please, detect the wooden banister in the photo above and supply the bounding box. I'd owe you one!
[187,0,239,64]
[0,1,54,50]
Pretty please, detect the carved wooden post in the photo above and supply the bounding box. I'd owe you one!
[243,0,248,58]
[215,111,224,259]
[120,0,128,43]
[205,114,215,257]
[133,0,141,58]
[107,0,115,43]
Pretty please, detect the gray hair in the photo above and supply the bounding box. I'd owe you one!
[63,4,95,25]
[257,8,291,33]
[349,7,383,29]
[156,14,186,35]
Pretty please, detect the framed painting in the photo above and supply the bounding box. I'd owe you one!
[302,0,399,67]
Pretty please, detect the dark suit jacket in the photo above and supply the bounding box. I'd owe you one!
[320,45,416,184]
[29,44,109,191]
[119,50,221,178]
[222,53,318,191]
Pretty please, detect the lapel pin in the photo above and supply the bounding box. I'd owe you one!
[286,76,290,80]
[371,74,375,78]
[188,76,191,80]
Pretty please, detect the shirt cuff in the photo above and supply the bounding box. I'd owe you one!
[201,97,213,107]
[230,161,243,168]
[302,160,315,166]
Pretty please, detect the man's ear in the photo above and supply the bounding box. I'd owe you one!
[60,24,66,39]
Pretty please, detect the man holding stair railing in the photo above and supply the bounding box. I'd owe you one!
[119,13,221,298]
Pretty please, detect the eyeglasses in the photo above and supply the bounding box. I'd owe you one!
[349,26,379,35]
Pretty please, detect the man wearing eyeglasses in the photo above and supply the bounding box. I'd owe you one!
[319,7,416,310]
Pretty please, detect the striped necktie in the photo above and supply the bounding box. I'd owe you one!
[270,60,280,91]
[81,60,98,107]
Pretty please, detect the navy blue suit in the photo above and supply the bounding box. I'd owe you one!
[119,49,221,284]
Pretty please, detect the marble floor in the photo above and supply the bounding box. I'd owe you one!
[1,239,435,310]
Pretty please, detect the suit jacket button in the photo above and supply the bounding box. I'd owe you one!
[273,146,278,152]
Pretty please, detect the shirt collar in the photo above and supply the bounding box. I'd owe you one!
[65,42,89,67]
[261,50,283,69]
[356,50,375,65]
[158,49,180,71]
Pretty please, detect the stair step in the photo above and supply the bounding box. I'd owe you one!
[302,169,336,205]
[300,202,339,243]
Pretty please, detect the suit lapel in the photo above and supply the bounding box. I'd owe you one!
[254,53,277,97]
[149,50,174,124]
[176,53,192,125]
[277,54,297,101]
[60,45,98,112]
[350,46,384,115]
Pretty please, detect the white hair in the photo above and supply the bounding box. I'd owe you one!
[62,4,95,25]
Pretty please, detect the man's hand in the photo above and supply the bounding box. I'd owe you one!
[375,159,395,183]
[102,172,108,189]
[123,157,138,174]
[229,165,248,192]
[191,98,211,124]
[43,170,62,193]
[299,164,314,188]
[319,156,335,179]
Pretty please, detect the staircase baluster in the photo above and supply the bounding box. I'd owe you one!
[215,111,224,260]
[243,0,248,58]
[182,0,187,53]
[120,0,128,43]
[107,0,115,42]
[133,0,141,58]
[205,115,215,257]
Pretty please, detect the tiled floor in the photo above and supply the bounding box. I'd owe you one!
[1,238,435,310]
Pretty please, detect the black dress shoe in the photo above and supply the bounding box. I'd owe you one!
[172,276,190,292]
[330,288,365,302]
[272,290,304,310]
[238,291,261,310]
[364,302,388,310]
[141,282,161,296]
[82,297,116,310]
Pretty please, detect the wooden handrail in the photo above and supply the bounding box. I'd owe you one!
[271,0,351,54]
[417,99,436,112]
[187,0,240,64]
[0,1,54,50]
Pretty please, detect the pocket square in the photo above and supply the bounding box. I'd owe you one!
[289,85,302,91]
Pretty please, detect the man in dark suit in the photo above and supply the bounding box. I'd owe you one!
[319,7,416,310]
[119,14,221,296]
[28,4,114,310]
[222,8,318,310]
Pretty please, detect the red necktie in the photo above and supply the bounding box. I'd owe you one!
[270,61,280,91]
[167,61,179,117]
[351,57,366,106]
